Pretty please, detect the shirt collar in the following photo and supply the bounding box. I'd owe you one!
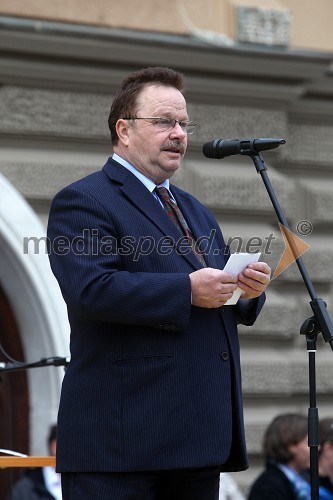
[112,153,170,193]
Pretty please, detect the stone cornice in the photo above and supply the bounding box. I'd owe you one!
[0,15,332,103]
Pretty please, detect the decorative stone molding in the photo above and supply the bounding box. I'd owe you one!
[238,298,297,338]
[181,159,293,211]
[281,123,333,165]
[188,103,287,146]
[242,361,333,395]
[235,5,291,47]
[245,423,267,454]
[0,161,100,199]
[274,249,333,283]
[300,181,333,224]
[0,86,289,145]
[0,86,111,140]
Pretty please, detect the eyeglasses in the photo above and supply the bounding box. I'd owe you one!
[123,117,196,135]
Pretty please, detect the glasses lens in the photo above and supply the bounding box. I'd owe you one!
[151,118,196,134]
[186,122,196,135]
[156,118,172,129]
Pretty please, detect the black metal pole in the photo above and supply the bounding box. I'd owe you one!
[303,327,320,500]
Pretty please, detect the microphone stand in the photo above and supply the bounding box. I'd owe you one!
[247,149,333,500]
[0,355,68,467]
[0,356,70,374]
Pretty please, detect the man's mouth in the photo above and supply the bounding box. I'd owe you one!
[162,143,185,155]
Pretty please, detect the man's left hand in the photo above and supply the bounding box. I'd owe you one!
[238,262,271,300]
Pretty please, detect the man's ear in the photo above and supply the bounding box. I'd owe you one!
[116,119,130,146]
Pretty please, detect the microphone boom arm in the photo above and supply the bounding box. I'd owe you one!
[0,356,70,373]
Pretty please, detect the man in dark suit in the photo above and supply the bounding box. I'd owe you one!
[47,66,271,500]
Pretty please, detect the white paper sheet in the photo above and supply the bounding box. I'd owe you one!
[223,252,261,305]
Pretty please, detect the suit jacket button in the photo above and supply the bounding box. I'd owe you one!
[164,324,170,330]
[221,352,229,361]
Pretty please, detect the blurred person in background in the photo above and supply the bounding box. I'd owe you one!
[7,424,61,500]
[302,417,333,499]
[317,418,333,498]
[247,413,310,499]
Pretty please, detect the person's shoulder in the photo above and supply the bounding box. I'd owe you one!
[6,471,37,499]
[57,169,104,195]
[53,156,131,201]
[319,475,333,493]
[248,464,296,499]
[7,467,49,500]
[51,158,117,207]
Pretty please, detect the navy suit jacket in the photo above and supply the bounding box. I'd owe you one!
[47,157,265,473]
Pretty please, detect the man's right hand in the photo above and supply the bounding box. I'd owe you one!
[189,268,238,308]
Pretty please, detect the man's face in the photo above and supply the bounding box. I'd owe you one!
[115,84,189,184]
[289,435,310,472]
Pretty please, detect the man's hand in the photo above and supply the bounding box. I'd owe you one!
[238,262,271,300]
[189,268,238,308]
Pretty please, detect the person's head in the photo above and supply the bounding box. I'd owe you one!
[263,413,310,473]
[47,424,57,456]
[318,417,333,479]
[108,66,195,185]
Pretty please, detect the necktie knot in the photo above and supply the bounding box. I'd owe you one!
[155,187,174,204]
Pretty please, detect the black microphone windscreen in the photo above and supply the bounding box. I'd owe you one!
[202,138,286,159]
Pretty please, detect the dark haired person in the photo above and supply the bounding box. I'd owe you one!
[248,413,310,499]
[302,417,333,499]
[317,418,333,498]
[47,66,270,500]
[8,425,61,500]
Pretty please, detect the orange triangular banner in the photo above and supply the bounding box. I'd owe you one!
[272,223,310,280]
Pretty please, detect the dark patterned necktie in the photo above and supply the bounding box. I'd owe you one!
[155,187,206,267]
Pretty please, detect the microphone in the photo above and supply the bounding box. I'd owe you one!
[202,137,286,159]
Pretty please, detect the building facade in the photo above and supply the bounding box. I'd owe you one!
[0,0,333,494]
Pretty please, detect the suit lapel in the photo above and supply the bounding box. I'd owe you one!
[103,159,203,270]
